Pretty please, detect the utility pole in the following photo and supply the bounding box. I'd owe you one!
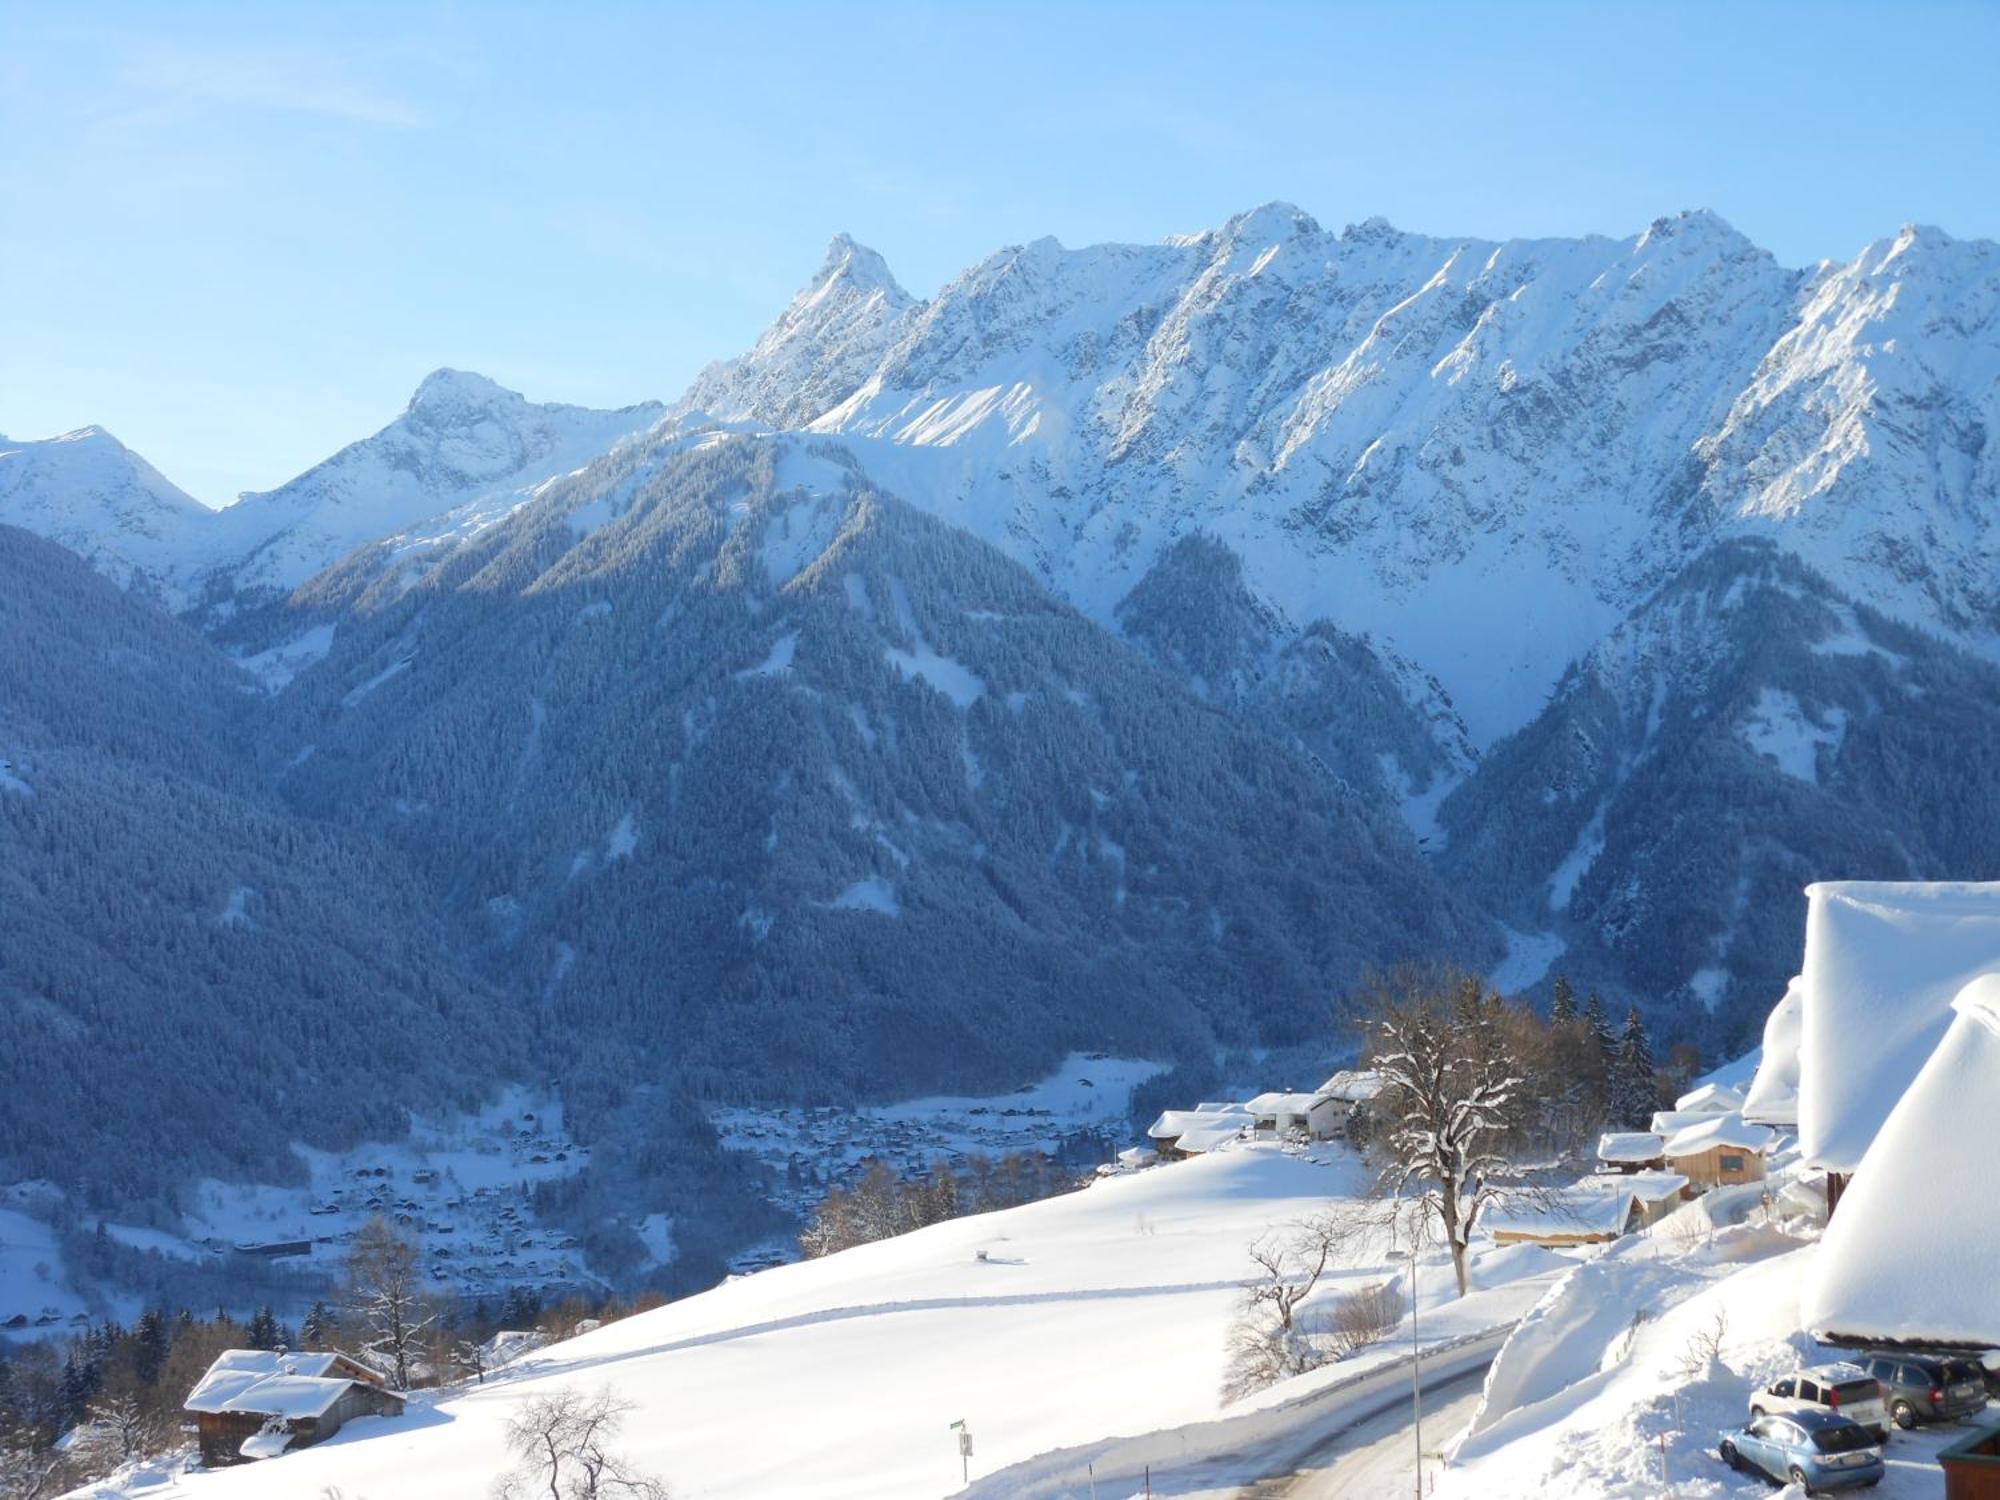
[1411,1235,1424,1500]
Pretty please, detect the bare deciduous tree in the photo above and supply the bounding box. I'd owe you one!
[1360,968,1531,1298]
[492,1388,669,1500]
[345,1216,436,1390]
[1223,1208,1380,1401]
[1316,1281,1407,1360]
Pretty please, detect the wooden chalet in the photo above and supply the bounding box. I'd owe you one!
[183,1349,403,1466]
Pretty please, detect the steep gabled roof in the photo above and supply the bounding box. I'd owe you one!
[1662,1113,1772,1158]
[1597,1132,1665,1164]
[1797,882,2000,1173]
[1805,974,2000,1348]
[184,1349,384,1416]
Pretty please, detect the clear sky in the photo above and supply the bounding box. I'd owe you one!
[4,0,1997,506]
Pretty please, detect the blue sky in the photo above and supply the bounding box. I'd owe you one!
[4,0,1997,506]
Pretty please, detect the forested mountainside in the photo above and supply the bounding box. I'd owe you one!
[5,202,1999,1275]
[265,432,1490,1102]
[1440,540,2000,1043]
[0,526,509,1205]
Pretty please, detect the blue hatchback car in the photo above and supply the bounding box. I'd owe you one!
[1718,1408,1884,1492]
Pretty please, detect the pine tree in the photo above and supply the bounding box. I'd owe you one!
[301,1300,336,1348]
[1549,975,1576,1024]
[1582,992,1614,1060]
[245,1306,281,1351]
[1613,1006,1659,1127]
[130,1309,171,1386]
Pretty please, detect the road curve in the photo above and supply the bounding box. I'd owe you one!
[1238,1363,1492,1498]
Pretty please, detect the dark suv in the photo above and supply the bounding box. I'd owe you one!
[1860,1352,1991,1428]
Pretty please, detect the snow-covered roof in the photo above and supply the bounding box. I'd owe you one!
[1596,1132,1664,1164]
[1193,1101,1246,1114]
[183,1350,351,1414]
[1244,1091,1322,1116]
[1672,1081,1744,1114]
[1798,881,2000,1174]
[1647,1109,1722,1136]
[1173,1116,1249,1154]
[1805,973,2000,1348]
[1662,1113,1772,1158]
[186,1369,359,1420]
[1316,1069,1386,1102]
[1149,1106,1251,1140]
[1742,978,1803,1127]
[1483,1183,1634,1240]
[1624,1171,1689,1203]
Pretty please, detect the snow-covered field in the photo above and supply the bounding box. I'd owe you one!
[70,1142,1568,1500]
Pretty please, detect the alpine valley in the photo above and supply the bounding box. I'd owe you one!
[5,202,1998,1303]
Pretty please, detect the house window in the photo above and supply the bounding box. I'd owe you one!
[1719,1153,1746,1173]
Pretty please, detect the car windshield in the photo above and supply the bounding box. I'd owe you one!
[1831,1380,1877,1403]
[1812,1425,1877,1454]
[1943,1360,1983,1382]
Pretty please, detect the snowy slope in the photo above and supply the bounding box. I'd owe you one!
[79,1143,1565,1500]
[0,426,209,596]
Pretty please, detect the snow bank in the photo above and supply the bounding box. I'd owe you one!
[1798,880,2000,1173]
[1804,972,2000,1348]
[1742,977,1803,1127]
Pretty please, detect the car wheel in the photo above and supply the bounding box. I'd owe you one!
[1789,1464,1814,1495]
[1749,1405,1765,1419]
[1892,1398,1918,1429]
[1719,1440,1739,1470]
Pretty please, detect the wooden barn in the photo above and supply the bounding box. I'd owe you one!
[183,1349,403,1466]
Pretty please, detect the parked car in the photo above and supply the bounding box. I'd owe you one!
[1933,1349,2000,1400]
[1860,1351,1990,1428]
[1749,1363,1889,1439]
[1718,1410,1884,1493]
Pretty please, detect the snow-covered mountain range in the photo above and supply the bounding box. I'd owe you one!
[6,202,2000,1275]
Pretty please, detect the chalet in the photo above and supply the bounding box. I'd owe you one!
[1596,1131,1666,1173]
[1315,1070,1386,1105]
[1145,1107,1251,1158]
[184,1349,403,1466]
[1805,973,2000,1352]
[1662,1113,1772,1190]
[1244,1091,1343,1141]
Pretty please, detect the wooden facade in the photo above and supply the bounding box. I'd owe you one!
[1667,1141,1766,1191]
[1940,1422,2000,1500]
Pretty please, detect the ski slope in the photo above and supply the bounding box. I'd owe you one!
[78,1143,1565,1500]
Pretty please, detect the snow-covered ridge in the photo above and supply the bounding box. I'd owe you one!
[681,204,2000,747]
[0,426,208,596]
[193,369,667,602]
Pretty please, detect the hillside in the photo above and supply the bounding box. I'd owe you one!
[76,1143,1565,1500]
[0,525,513,1207]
